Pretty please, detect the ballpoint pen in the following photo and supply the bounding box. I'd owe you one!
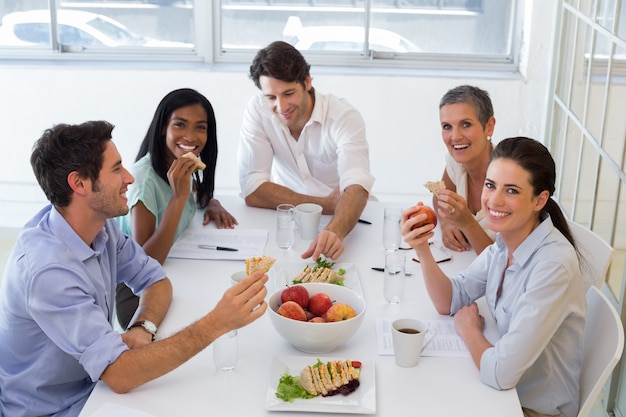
[412,257,451,264]
[198,245,238,252]
[358,219,372,225]
[371,267,413,276]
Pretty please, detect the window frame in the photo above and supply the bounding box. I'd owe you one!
[214,0,524,73]
[0,0,523,74]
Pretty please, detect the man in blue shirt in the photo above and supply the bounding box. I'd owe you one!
[0,121,268,416]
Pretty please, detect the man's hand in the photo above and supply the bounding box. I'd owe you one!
[208,271,268,334]
[121,327,154,349]
[301,229,344,261]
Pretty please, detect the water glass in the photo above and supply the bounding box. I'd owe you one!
[213,330,238,372]
[384,252,406,303]
[383,207,402,251]
[276,204,296,249]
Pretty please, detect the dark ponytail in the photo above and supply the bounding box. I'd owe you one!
[490,137,577,252]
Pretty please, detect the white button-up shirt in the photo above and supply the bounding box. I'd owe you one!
[238,90,375,198]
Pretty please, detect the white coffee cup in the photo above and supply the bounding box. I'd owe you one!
[294,203,322,240]
[230,271,246,286]
[391,318,435,367]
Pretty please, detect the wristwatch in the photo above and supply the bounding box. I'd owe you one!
[128,320,157,341]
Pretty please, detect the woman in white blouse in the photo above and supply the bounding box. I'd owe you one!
[403,137,586,417]
[434,85,497,255]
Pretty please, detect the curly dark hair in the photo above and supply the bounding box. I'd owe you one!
[30,121,114,207]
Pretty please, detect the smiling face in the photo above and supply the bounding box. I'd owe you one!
[481,158,549,250]
[89,140,134,219]
[163,103,209,165]
[440,102,494,167]
[259,75,314,138]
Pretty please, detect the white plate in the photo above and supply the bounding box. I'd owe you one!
[272,262,362,295]
[265,356,376,414]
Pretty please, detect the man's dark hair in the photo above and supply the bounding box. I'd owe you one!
[30,121,114,207]
[249,41,311,89]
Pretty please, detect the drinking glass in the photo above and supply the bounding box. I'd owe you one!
[384,252,406,303]
[276,204,296,249]
[383,207,401,251]
[213,330,238,372]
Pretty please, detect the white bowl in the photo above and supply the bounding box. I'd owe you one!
[267,282,366,354]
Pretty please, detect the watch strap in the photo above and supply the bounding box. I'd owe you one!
[128,320,157,341]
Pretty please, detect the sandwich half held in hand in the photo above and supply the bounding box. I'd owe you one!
[424,180,446,193]
[182,152,207,171]
[299,359,361,397]
[245,256,276,274]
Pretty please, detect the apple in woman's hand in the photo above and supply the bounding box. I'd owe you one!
[409,205,437,230]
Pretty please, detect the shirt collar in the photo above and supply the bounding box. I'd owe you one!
[48,206,109,260]
[307,90,323,126]
[504,212,553,268]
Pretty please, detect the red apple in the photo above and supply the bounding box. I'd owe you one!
[325,303,357,322]
[409,205,437,230]
[276,300,307,321]
[281,285,309,309]
[308,292,333,317]
[308,316,326,323]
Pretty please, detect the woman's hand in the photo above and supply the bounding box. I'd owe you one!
[453,302,485,338]
[435,190,472,252]
[166,157,196,201]
[401,203,436,251]
[203,198,238,228]
[440,221,471,252]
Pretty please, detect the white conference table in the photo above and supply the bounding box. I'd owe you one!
[79,195,521,417]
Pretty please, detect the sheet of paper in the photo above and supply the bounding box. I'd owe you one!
[376,318,470,357]
[168,228,268,261]
[89,402,157,417]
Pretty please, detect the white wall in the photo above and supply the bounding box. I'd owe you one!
[0,1,556,226]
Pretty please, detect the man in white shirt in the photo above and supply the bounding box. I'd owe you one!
[239,40,375,261]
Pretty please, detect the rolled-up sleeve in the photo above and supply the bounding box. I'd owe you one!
[479,260,577,390]
[238,96,275,197]
[333,105,375,194]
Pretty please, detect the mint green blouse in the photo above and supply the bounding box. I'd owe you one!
[116,154,196,239]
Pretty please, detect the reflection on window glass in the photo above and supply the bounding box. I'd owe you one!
[0,4,194,50]
[220,0,513,58]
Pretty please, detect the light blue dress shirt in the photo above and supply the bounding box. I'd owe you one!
[0,205,166,417]
[449,214,586,417]
[116,153,196,240]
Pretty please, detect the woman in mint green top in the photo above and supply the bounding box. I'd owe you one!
[117,153,197,240]
[116,88,237,328]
